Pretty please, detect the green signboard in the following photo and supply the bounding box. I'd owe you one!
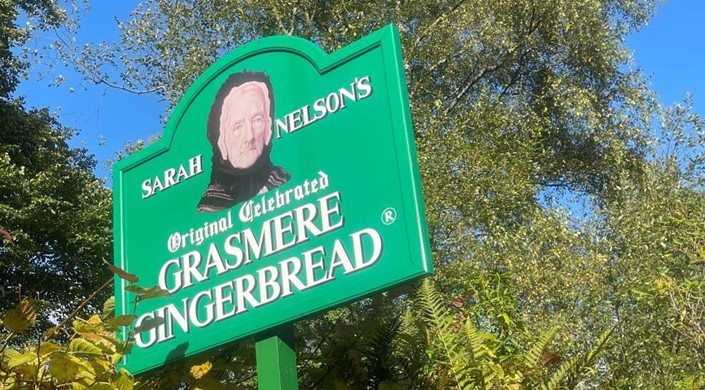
[113,24,433,375]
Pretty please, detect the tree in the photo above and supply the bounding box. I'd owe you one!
[0,0,67,97]
[595,99,705,387]
[53,0,705,388]
[0,0,112,325]
[0,100,112,322]
[0,1,126,388]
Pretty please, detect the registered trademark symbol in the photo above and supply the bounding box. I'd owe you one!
[381,207,397,225]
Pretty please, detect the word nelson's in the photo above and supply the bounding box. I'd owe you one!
[135,191,383,348]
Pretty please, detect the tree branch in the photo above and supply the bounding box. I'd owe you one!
[414,0,470,46]
[43,278,112,342]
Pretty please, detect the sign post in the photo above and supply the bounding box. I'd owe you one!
[255,325,298,389]
[112,24,433,383]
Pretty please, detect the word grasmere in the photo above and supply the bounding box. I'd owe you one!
[134,191,385,348]
[239,170,329,223]
[274,76,373,138]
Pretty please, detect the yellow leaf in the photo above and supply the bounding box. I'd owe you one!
[39,342,61,357]
[87,315,103,326]
[69,338,103,355]
[7,352,37,369]
[43,326,59,339]
[3,299,36,333]
[190,361,213,379]
[85,382,113,390]
[49,352,81,382]
[111,352,124,366]
[73,319,99,333]
[85,354,111,377]
[71,381,88,390]
[102,296,115,319]
[112,369,134,390]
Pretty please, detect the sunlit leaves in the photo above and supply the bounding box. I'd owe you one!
[23,0,705,387]
[2,298,36,333]
[0,98,113,325]
[48,352,84,382]
[190,361,213,379]
[0,297,136,389]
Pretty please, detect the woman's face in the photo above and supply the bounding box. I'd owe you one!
[217,82,272,169]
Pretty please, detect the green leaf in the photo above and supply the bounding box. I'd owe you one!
[106,315,137,328]
[134,316,165,334]
[136,287,171,302]
[105,260,138,283]
[124,285,150,294]
[125,285,171,302]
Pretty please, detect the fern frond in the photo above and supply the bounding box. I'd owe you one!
[463,319,485,363]
[416,279,466,389]
[584,323,617,365]
[541,355,580,390]
[523,326,558,369]
[541,324,617,390]
[417,279,452,335]
[362,314,402,383]
[462,319,492,389]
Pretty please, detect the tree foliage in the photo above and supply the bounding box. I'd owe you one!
[4,0,705,388]
[0,0,111,326]
[0,100,112,321]
[0,0,67,97]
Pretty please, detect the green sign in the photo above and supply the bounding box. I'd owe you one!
[113,24,433,375]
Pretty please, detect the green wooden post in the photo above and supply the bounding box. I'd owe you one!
[255,324,298,389]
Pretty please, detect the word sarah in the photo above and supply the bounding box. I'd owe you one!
[141,155,204,199]
[239,171,329,223]
[274,76,373,138]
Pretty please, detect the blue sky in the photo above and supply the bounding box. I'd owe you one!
[626,0,704,108]
[15,1,705,181]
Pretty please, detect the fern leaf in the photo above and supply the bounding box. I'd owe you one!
[541,324,617,390]
[417,280,452,335]
[463,320,485,363]
[523,326,558,369]
[416,280,466,389]
[584,323,617,365]
[542,355,580,390]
